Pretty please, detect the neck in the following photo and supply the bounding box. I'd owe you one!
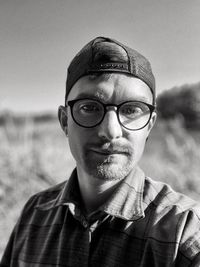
[76,166,122,215]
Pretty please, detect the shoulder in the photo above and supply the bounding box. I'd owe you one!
[144,176,200,215]
[18,168,78,220]
[21,180,68,215]
[143,176,200,262]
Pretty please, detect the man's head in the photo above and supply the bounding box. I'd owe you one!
[59,37,157,181]
[65,36,156,105]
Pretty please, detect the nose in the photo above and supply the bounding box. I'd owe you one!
[98,109,123,141]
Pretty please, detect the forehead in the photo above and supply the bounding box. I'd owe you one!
[67,73,153,104]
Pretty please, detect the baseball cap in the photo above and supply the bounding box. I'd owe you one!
[65,36,156,104]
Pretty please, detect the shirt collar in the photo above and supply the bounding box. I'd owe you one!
[36,167,145,221]
[36,169,80,210]
[100,167,145,220]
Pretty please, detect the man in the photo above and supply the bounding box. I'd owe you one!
[1,36,200,266]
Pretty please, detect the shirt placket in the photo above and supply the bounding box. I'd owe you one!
[71,205,112,265]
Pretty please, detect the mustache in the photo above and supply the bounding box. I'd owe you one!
[86,140,132,154]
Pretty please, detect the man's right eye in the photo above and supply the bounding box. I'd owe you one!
[81,105,98,112]
[78,102,100,113]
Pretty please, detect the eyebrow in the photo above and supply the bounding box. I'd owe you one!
[72,93,152,104]
[132,96,152,103]
[73,92,96,99]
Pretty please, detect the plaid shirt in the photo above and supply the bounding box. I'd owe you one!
[1,167,200,267]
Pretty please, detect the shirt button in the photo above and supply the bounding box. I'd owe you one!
[82,220,88,228]
[76,209,80,216]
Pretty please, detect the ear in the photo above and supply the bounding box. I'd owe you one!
[58,105,68,135]
[145,112,157,142]
[147,111,157,133]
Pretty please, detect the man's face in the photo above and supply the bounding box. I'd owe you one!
[64,73,156,181]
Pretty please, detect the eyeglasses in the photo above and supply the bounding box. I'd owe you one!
[67,98,156,131]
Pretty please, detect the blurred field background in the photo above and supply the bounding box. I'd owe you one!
[0,82,200,257]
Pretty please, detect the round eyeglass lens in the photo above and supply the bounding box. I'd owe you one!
[72,99,104,127]
[119,102,151,130]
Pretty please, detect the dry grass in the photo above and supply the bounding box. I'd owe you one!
[0,116,200,257]
[141,119,200,201]
[0,117,75,256]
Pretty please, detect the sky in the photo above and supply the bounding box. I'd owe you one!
[0,0,200,113]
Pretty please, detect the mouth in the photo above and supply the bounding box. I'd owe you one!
[87,141,131,157]
[90,148,128,156]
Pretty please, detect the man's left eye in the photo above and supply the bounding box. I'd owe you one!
[80,104,99,112]
[121,106,142,115]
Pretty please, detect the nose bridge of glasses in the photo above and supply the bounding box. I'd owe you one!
[100,104,123,138]
[104,103,118,112]
[102,104,120,126]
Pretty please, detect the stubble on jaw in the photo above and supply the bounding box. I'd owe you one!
[83,153,135,182]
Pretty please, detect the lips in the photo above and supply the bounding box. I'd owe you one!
[89,148,129,155]
[92,150,125,155]
[86,141,131,156]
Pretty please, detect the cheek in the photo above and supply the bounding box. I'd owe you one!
[67,118,92,159]
[127,130,148,156]
[68,122,83,153]
[67,112,82,142]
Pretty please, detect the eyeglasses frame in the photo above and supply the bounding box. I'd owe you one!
[67,98,156,131]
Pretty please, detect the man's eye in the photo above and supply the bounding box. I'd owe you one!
[121,105,143,116]
[82,105,98,111]
[79,103,100,113]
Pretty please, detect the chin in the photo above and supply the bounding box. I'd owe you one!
[87,162,134,181]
